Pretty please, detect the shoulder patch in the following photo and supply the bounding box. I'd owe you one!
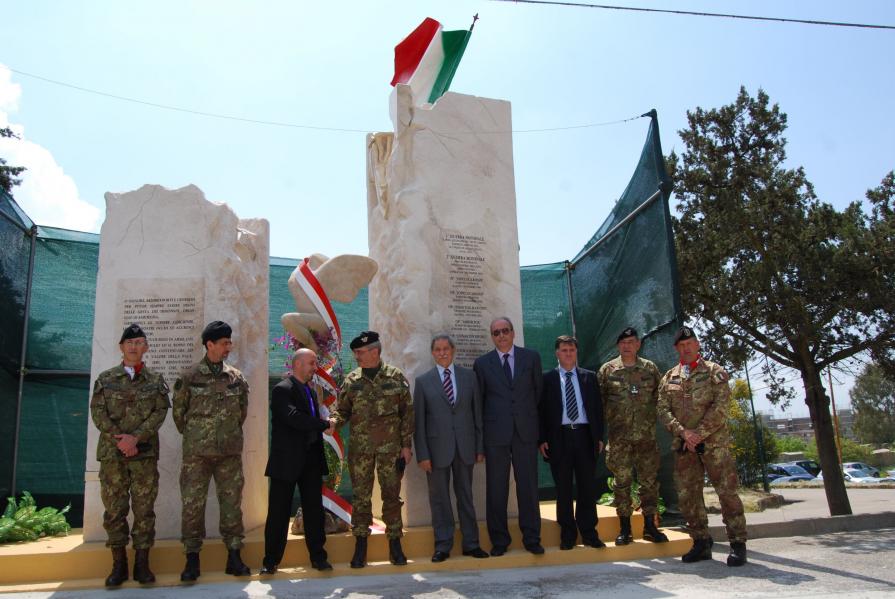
[92,379,103,394]
[713,369,730,384]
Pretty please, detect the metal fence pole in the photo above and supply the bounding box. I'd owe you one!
[744,364,769,492]
[11,224,37,497]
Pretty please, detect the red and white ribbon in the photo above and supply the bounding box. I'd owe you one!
[296,257,342,347]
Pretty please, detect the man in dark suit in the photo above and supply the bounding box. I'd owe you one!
[260,348,332,574]
[539,335,606,550]
[473,316,544,556]
[414,334,490,562]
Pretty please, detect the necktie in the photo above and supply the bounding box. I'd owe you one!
[503,353,513,384]
[565,371,579,422]
[443,369,455,406]
[304,385,316,417]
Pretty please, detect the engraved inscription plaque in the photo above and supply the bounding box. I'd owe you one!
[116,278,205,383]
[442,230,489,367]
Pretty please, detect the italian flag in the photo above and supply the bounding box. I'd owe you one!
[390,17,473,106]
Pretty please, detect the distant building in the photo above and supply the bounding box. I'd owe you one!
[757,409,855,442]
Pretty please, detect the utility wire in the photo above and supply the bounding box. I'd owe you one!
[6,66,644,135]
[489,0,895,30]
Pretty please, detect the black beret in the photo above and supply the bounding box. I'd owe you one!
[201,321,232,345]
[673,326,697,345]
[617,327,638,343]
[119,323,146,343]
[350,330,380,350]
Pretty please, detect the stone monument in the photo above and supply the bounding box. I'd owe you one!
[366,85,525,527]
[83,184,269,542]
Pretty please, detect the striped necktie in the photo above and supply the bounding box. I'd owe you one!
[443,368,455,406]
[564,371,579,422]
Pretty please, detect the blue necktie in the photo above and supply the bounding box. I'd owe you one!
[565,371,579,423]
[503,353,512,384]
[304,385,316,417]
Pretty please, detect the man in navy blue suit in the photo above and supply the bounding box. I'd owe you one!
[539,335,605,550]
[473,316,544,556]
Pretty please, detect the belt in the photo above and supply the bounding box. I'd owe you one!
[562,423,586,430]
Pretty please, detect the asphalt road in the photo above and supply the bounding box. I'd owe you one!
[10,529,895,599]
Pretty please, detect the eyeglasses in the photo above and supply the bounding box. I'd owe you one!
[491,327,512,337]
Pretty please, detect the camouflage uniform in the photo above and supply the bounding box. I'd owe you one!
[657,358,746,543]
[332,363,413,539]
[173,357,250,552]
[90,364,170,549]
[598,356,662,518]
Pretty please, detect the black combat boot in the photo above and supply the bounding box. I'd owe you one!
[681,537,713,563]
[615,517,633,545]
[350,536,368,568]
[133,548,156,584]
[225,548,251,576]
[180,552,200,582]
[389,537,408,565]
[105,546,129,587]
[642,516,669,543]
[727,541,747,567]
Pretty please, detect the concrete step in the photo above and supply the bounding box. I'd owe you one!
[0,504,689,592]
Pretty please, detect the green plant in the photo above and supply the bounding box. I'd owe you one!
[0,491,71,543]
[598,477,666,515]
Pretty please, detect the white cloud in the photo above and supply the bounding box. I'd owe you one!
[0,64,101,232]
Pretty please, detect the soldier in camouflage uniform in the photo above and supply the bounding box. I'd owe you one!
[598,327,669,545]
[173,321,251,581]
[330,331,414,568]
[90,323,170,587]
[658,326,747,567]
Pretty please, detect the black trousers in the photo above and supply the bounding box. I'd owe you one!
[263,451,326,565]
[549,426,598,545]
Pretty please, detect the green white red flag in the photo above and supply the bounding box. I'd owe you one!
[390,17,473,106]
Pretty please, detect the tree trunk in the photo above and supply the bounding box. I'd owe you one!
[801,364,852,516]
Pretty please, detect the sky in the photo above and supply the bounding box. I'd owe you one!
[2,0,893,417]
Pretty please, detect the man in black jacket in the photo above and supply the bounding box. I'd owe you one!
[539,335,605,550]
[260,348,332,573]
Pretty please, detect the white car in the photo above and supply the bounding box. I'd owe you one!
[842,462,880,478]
[817,468,881,483]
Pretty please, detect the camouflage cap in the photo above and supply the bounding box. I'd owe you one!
[616,327,638,343]
[201,320,232,345]
[673,326,698,345]
[350,330,380,350]
[119,323,146,343]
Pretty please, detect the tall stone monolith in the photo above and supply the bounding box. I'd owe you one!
[366,86,524,527]
[83,184,269,542]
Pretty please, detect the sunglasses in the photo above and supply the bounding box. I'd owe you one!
[491,327,512,337]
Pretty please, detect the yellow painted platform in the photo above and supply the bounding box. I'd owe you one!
[0,504,690,593]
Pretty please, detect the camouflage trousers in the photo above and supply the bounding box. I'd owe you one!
[348,451,404,539]
[99,458,159,549]
[606,439,661,517]
[180,454,245,552]
[674,445,747,543]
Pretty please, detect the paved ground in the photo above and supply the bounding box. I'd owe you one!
[8,528,895,599]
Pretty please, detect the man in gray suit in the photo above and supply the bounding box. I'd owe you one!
[414,334,490,562]
[473,317,544,556]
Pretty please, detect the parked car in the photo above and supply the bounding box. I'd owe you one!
[817,468,880,483]
[842,462,880,478]
[767,463,814,481]
[789,460,821,476]
[769,474,816,486]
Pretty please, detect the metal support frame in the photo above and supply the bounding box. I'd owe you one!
[11,225,37,497]
[571,188,663,266]
[564,260,576,337]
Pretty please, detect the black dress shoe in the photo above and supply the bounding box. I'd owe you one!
[584,538,606,549]
[311,559,333,571]
[462,547,489,558]
[431,551,450,563]
[560,542,575,550]
[524,543,545,555]
[259,562,277,575]
[490,546,507,557]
